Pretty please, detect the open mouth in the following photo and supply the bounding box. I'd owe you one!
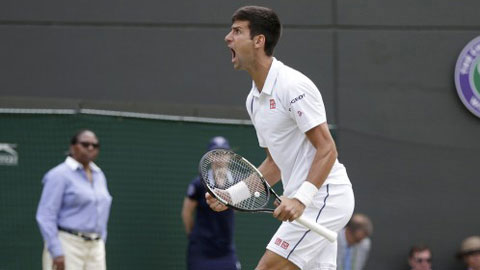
[230,48,236,62]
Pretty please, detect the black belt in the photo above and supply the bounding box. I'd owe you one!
[58,226,101,241]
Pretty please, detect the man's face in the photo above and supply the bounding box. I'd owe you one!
[225,20,256,70]
[70,131,100,166]
[351,230,368,244]
[211,153,230,188]
[464,251,480,270]
[409,250,432,270]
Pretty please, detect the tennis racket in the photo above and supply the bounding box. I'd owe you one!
[199,149,337,242]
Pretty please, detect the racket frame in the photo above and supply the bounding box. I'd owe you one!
[199,149,277,213]
[199,149,338,242]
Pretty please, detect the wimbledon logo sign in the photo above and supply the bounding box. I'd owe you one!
[455,36,480,118]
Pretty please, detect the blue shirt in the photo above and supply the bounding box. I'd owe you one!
[187,176,235,257]
[337,228,371,270]
[36,157,112,258]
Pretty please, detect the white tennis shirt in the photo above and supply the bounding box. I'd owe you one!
[246,58,351,197]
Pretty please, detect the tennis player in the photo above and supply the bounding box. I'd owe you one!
[206,6,355,270]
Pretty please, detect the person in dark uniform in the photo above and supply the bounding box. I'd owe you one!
[181,136,241,270]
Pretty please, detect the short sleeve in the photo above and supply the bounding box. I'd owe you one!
[186,177,202,201]
[256,129,267,148]
[287,79,326,133]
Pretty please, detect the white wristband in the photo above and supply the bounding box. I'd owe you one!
[226,181,251,205]
[293,181,318,207]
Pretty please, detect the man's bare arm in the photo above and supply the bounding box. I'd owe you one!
[181,197,197,234]
[257,148,282,187]
[304,122,337,189]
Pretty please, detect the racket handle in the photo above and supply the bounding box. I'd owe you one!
[295,216,337,242]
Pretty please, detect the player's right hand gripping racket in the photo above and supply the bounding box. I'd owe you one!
[199,149,337,242]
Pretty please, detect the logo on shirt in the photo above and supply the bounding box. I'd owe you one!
[187,184,195,197]
[290,93,306,104]
[275,238,282,245]
[270,99,276,109]
[0,143,18,166]
[274,238,290,249]
[297,111,303,117]
[455,35,480,118]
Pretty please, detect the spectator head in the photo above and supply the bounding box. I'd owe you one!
[345,213,373,245]
[69,129,100,166]
[408,244,432,270]
[207,136,231,151]
[457,236,480,270]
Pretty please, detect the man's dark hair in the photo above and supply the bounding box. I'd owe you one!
[70,129,95,145]
[232,6,281,56]
[409,244,431,258]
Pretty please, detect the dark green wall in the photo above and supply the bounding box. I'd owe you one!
[0,113,282,270]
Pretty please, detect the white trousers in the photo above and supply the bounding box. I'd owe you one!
[42,231,106,270]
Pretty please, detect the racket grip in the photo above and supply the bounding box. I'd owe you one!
[295,216,337,242]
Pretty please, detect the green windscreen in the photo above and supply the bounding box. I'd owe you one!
[0,113,282,269]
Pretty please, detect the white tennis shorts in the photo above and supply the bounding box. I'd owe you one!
[266,184,354,270]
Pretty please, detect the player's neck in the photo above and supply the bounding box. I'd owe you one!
[247,55,273,93]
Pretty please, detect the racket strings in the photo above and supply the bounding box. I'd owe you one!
[200,150,269,210]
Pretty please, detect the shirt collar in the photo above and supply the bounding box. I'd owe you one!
[252,57,281,97]
[65,156,101,172]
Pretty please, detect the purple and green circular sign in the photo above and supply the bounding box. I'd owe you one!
[455,36,480,118]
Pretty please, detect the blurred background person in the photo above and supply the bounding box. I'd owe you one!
[457,236,480,270]
[181,136,241,270]
[337,213,373,270]
[407,244,432,270]
[36,130,113,270]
